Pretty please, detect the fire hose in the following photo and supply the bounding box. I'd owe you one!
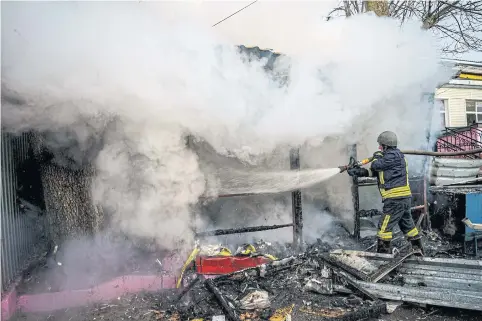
[338,148,482,173]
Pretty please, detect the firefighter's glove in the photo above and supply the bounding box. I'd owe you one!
[372,151,384,160]
[347,167,369,177]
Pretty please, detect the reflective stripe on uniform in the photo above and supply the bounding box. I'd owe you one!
[380,215,391,233]
[406,227,419,237]
[379,159,411,199]
[377,215,393,240]
[377,231,393,240]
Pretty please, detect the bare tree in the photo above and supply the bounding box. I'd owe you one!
[327,1,482,55]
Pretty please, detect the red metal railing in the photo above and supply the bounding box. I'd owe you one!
[436,124,482,159]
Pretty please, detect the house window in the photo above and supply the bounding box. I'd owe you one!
[437,99,447,127]
[466,100,482,125]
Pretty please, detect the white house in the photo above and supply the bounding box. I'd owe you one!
[435,59,482,128]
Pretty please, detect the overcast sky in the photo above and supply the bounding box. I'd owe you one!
[154,0,481,62]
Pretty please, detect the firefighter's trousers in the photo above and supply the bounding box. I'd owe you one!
[377,197,419,241]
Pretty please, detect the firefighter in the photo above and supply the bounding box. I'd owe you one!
[347,131,424,255]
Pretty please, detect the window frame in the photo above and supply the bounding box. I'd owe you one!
[466,100,482,125]
[438,99,448,127]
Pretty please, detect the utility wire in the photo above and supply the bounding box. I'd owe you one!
[212,0,258,27]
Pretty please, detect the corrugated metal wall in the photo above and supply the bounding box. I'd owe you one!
[430,158,482,186]
[1,132,45,291]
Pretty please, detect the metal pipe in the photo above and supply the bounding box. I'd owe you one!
[401,148,482,156]
[195,223,293,237]
[411,205,425,211]
[416,212,426,229]
[423,178,431,230]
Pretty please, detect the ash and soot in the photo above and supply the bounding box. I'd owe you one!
[2,1,445,257]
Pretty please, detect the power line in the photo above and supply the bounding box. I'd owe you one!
[212,0,258,27]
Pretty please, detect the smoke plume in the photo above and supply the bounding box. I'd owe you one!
[2,2,449,251]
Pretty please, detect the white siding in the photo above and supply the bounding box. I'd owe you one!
[435,87,482,127]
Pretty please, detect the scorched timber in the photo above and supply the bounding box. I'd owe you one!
[196,224,293,237]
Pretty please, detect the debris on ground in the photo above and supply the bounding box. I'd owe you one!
[11,227,482,321]
[239,290,270,310]
[385,301,402,314]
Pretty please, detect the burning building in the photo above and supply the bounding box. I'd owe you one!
[1,2,482,321]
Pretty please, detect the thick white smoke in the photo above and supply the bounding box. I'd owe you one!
[2,2,448,250]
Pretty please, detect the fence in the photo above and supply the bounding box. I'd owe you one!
[1,132,46,292]
[436,124,482,159]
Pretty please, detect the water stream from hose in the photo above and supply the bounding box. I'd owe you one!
[216,167,340,195]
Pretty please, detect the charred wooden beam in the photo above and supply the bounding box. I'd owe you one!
[349,144,360,240]
[216,192,257,198]
[175,275,203,303]
[290,148,303,250]
[336,301,386,321]
[205,278,240,321]
[195,223,293,237]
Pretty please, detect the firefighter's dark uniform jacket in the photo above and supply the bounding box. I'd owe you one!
[364,148,418,241]
[367,148,412,200]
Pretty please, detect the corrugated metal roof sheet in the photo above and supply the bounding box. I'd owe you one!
[330,251,482,311]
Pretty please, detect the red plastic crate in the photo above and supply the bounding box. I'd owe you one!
[195,256,271,275]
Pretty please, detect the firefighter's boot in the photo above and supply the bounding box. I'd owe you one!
[376,238,392,254]
[409,236,425,256]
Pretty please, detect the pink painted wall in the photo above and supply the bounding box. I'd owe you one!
[1,275,177,320]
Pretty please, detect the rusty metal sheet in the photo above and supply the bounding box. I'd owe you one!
[403,275,482,291]
[354,281,482,311]
[399,267,482,279]
[401,263,482,276]
[405,256,482,268]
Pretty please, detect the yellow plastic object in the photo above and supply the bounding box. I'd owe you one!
[269,304,295,321]
[218,247,232,256]
[359,157,373,166]
[237,244,257,256]
[176,247,200,289]
[459,73,482,81]
[263,253,278,261]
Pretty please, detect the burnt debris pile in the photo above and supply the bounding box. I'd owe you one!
[173,250,388,321]
[11,239,482,321]
[169,242,482,321]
